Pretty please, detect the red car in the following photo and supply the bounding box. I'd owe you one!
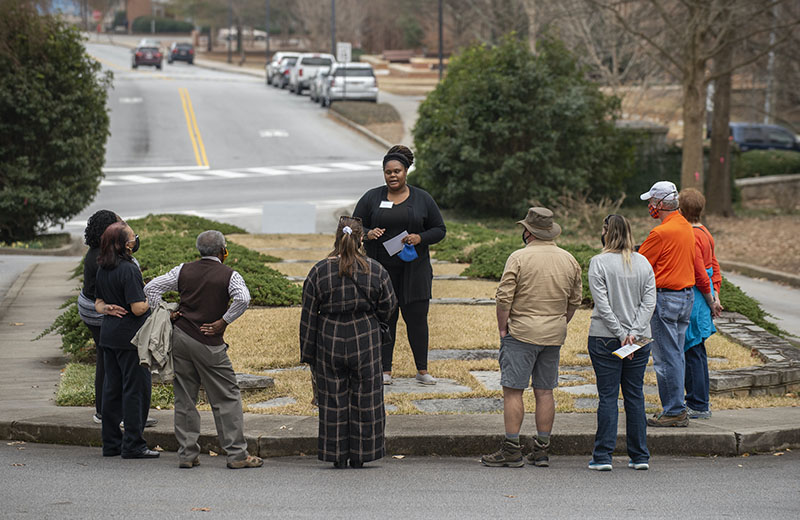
[132,46,162,70]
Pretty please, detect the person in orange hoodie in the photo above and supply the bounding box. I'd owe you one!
[679,188,723,420]
[638,181,716,427]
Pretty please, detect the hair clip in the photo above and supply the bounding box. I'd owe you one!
[342,226,353,235]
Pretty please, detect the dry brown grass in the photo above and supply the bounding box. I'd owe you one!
[432,280,497,299]
[225,306,766,415]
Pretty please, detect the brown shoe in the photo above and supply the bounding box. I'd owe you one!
[647,410,689,427]
[227,455,263,469]
[178,458,200,469]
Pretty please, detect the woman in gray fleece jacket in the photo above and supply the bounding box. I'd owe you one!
[587,215,656,472]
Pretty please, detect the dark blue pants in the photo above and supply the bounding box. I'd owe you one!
[588,336,651,465]
[684,341,710,412]
[101,348,151,457]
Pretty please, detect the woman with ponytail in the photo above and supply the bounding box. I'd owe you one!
[586,215,656,471]
[300,216,397,468]
[353,144,446,386]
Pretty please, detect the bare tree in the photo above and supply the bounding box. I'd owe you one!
[588,0,800,193]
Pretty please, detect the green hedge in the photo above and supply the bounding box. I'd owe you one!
[732,149,800,179]
[40,214,302,362]
[131,16,193,34]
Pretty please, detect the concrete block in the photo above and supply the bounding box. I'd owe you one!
[737,428,800,454]
[709,373,754,392]
[647,431,738,456]
[750,370,782,387]
[262,201,316,233]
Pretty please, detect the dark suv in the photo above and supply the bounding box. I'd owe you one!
[168,42,194,65]
[132,46,162,69]
[730,123,800,152]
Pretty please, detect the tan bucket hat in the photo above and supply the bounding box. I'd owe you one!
[517,207,562,240]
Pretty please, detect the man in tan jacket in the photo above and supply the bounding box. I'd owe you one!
[481,208,582,468]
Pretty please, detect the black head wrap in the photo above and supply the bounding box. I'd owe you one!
[382,153,410,170]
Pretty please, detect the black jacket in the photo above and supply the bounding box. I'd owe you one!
[353,185,446,305]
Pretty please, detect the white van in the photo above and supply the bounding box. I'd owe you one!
[288,53,336,95]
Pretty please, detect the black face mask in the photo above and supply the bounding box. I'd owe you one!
[131,235,140,253]
[600,232,606,247]
[522,231,528,244]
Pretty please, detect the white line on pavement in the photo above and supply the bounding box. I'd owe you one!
[204,170,250,178]
[163,172,206,181]
[118,175,163,184]
[103,165,211,173]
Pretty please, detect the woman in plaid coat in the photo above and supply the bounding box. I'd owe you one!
[300,216,397,468]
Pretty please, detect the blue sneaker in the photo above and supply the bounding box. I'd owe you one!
[628,460,649,470]
[588,460,612,471]
[687,408,712,419]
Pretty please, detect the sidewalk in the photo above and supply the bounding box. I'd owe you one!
[1,261,798,458]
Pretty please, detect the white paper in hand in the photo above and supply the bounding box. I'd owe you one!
[612,337,654,359]
[382,231,408,256]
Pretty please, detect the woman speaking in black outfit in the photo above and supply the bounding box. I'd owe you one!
[353,145,446,385]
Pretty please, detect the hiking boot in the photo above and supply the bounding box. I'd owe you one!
[687,408,712,419]
[647,410,689,427]
[178,458,200,469]
[227,455,263,469]
[481,440,524,468]
[525,437,550,467]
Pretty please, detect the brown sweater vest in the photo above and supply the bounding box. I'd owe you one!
[175,258,233,346]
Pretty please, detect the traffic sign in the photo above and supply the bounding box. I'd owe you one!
[92,10,101,21]
[336,42,352,63]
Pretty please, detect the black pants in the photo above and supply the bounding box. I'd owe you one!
[384,264,430,373]
[85,323,104,416]
[101,348,151,457]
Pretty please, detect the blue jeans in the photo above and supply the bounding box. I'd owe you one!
[684,341,710,412]
[588,336,651,464]
[650,289,694,416]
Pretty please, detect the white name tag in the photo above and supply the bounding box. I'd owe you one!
[379,200,393,209]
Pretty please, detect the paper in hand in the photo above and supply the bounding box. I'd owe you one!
[612,337,654,359]
[382,231,409,256]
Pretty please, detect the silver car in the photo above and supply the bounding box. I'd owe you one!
[272,56,298,89]
[288,53,335,95]
[266,52,299,86]
[320,63,378,106]
[309,67,331,103]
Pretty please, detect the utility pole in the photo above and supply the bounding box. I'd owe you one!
[227,0,233,64]
[331,0,336,55]
[438,0,443,81]
[265,0,270,62]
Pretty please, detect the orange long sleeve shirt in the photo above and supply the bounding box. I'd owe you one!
[692,224,722,294]
[639,211,708,293]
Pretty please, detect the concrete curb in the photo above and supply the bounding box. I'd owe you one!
[0,237,85,257]
[720,260,800,288]
[3,414,798,457]
[328,109,394,149]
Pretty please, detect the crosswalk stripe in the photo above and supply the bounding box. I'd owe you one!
[100,180,119,186]
[164,172,206,181]
[119,175,162,184]
[204,170,249,178]
[248,167,291,176]
[327,162,373,171]
[284,165,331,173]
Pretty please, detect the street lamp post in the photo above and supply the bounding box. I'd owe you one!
[265,0,270,62]
[438,0,443,81]
[227,0,232,64]
[331,0,336,55]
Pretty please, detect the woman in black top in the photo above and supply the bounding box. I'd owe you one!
[78,209,120,424]
[94,222,158,459]
[353,145,446,385]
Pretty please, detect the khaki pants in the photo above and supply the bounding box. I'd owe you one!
[172,326,247,464]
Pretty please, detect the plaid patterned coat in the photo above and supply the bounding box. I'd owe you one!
[300,256,397,463]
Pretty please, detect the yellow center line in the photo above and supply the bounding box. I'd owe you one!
[88,53,124,72]
[179,88,203,167]
[183,88,209,167]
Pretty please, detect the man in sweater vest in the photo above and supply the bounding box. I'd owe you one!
[144,230,262,469]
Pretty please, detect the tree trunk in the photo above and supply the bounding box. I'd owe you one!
[208,25,214,52]
[706,42,734,216]
[524,0,536,51]
[681,59,706,191]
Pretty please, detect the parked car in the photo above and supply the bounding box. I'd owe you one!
[320,62,378,106]
[309,67,331,103]
[272,56,298,89]
[730,123,800,153]
[266,52,300,85]
[167,42,194,65]
[288,53,335,95]
[132,45,162,69]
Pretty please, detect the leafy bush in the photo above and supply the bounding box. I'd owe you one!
[462,238,598,303]
[0,4,112,242]
[431,222,514,262]
[719,278,783,336]
[131,16,194,34]
[732,150,800,179]
[412,34,632,216]
[36,296,96,363]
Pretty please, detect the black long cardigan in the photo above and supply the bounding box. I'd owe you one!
[353,185,446,305]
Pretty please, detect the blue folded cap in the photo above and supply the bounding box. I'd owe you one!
[397,243,418,262]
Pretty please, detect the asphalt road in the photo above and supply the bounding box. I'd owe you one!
[61,43,386,234]
[725,273,800,339]
[1,443,798,519]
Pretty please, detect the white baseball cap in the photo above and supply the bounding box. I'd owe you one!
[640,181,678,201]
